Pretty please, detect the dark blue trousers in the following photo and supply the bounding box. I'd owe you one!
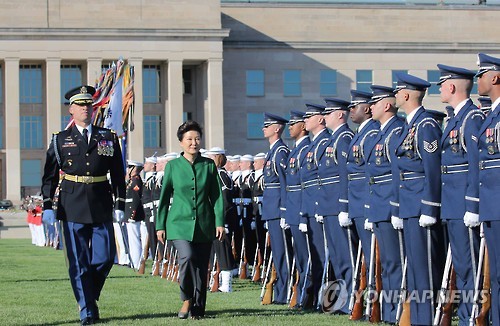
[403,218,445,326]
[484,221,500,326]
[324,215,356,314]
[374,221,404,324]
[267,219,289,304]
[290,225,309,307]
[447,220,480,326]
[353,217,372,270]
[307,217,326,307]
[62,221,115,320]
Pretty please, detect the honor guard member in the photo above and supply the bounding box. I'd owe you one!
[239,154,258,273]
[262,112,290,304]
[300,103,329,308]
[478,96,492,116]
[475,53,500,325]
[251,152,267,264]
[142,155,158,261]
[319,98,355,314]
[364,86,405,324]
[284,110,311,309]
[438,64,484,326]
[125,160,147,270]
[391,73,446,326]
[41,85,126,325]
[344,90,379,274]
[228,154,243,271]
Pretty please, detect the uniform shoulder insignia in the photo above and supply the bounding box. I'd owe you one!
[133,185,140,191]
[423,139,438,153]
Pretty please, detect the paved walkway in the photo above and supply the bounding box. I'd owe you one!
[0,210,30,239]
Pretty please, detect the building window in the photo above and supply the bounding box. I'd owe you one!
[246,70,265,97]
[20,65,43,104]
[60,65,82,103]
[144,115,161,148]
[356,70,372,93]
[392,70,408,89]
[320,69,337,96]
[183,69,192,95]
[143,65,161,103]
[61,115,71,130]
[20,116,43,149]
[283,70,301,97]
[21,159,42,187]
[427,70,441,95]
[0,65,3,103]
[247,113,264,139]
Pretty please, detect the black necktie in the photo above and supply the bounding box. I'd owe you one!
[82,128,89,144]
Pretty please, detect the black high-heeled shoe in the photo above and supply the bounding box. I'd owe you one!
[178,300,191,319]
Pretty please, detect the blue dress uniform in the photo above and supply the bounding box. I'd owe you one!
[438,64,484,326]
[391,73,446,326]
[317,98,355,314]
[238,162,258,268]
[476,53,500,325]
[299,103,329,307]
[41,85,126,324]
[284,111,311,308]
[251,155,266,263]
[478,96,492,116]
[262,113,290,304]
[364,85,405,324]
[346,90,380,271]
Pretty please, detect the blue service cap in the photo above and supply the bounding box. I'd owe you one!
[394,73,431,93]
[369,85,395,103]
[65,85,96,105]
[288,110,306,125]
[323,98,350,114]
[303,103,325,118]
[263,112,288,127]
[348,90,372,108]
[478,97,492,109]
[475,53,500,77]
[436,64,475,85]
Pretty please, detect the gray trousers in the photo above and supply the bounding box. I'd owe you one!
[173,240,212,317]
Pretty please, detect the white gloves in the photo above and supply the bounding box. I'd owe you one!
[250,220,256,230]
[299,223,308,233]
[42,209,56,225]
[239,219,243,227]
[224,224,230,234]
[338,212,352,227]
[391,216,404,230]
[113,209,125,223]
[280,218,290,230]
[464,211,480,228]
[315,214,324,224]
[364,218,373,232]
[264,221,268,230]
[419,214,437,228]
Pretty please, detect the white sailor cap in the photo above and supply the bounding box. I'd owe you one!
[206,147,226,155]
[240,154,254,162]
[127,160,144,167]
[145,156,157,164]
[228,155,241,162]
[253,152,266,160]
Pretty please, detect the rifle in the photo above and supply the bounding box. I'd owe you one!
[475,246,490,326]
[396,258,411,326]
[262,264,277,305]
[261,232,271,282]
[434,244,453,326]
[369,236,381,323]
[252,244,263,282]
[138,234,150,274]
[260,252,274,304]
[239,237,247,279]
[349,241,363,312]
[168,249,178,281]
[439,267,456,326]
[317,225,330,311]
[350,258,367,321]
[160,243,171,279]
[470,224,488,326]
[287,256,296,304]
[119,222,136,271]
[289,269,300,308]
[151,243,161,276]
[209,253,221,292]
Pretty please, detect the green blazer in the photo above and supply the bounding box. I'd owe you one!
[156,154,224,243]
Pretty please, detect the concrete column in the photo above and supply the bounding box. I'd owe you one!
[127,58,144,162]
[86,58,102,86]
[166,59,184,152]
[4,58,20,201]
[204,58,224,148]
[45,58,61,140]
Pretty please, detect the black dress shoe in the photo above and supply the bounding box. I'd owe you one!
[178,311,190,319]
[81,317,94,325]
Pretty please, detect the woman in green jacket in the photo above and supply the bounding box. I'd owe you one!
[156,120,225,319]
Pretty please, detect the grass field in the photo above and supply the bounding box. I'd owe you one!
[0,239,358,325]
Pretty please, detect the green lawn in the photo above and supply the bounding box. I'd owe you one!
[0,239,357,325]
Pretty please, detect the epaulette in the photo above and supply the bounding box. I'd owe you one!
[460,109,485,153]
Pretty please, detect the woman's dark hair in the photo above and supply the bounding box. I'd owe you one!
[177,120,203,141]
